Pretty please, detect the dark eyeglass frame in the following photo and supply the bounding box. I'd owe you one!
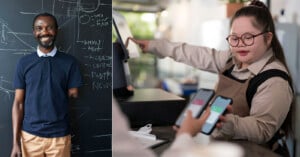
[226,31,267,47]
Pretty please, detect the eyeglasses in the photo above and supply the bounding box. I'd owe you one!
[226,32,267,47]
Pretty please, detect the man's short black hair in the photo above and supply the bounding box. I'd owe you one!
[32,12,58,29]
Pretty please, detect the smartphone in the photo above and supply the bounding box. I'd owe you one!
[175,88,214,126]
[201,95,232,135]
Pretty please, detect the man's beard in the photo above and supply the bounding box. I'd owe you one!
[37,35,56,49]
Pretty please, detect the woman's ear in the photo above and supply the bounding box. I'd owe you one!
[266,32,273,46]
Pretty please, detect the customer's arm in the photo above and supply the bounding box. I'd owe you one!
[161,109,210,157]
[113,98,210,157]
[11,89,25,157]
[112,98,156,157]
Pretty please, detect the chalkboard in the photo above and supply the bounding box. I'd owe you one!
[0,0,112,157]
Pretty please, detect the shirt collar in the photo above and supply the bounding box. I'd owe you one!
[37,46,57,57]
[232,48,274,75]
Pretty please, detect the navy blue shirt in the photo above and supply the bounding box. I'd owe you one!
[14,51,82,137]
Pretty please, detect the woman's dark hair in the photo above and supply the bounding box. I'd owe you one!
[32,12,58,29]
[230,0,295,136]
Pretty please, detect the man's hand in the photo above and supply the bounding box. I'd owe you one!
[11,143,22,157]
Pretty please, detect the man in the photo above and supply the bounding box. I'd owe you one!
[10,13,82,157]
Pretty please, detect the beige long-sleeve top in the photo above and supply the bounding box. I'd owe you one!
[148,39,293,144]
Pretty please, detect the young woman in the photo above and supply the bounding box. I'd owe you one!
[130,0,294,156]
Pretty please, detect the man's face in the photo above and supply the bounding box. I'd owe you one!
[33,16,57,51]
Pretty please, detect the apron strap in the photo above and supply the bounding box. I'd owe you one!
[246,69,293,108]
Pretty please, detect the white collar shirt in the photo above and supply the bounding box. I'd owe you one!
[37,46,57,57]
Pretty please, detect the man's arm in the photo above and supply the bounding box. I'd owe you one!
[11,89,25,157]
[68,88,79,98]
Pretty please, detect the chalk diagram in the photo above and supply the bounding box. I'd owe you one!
[0,15,35,99]
[0,0,112,155]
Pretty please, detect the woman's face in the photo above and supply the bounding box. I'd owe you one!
[230,16,272,67]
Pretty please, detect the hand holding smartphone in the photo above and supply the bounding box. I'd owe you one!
[175,88,214,126]
[201,95,232,135]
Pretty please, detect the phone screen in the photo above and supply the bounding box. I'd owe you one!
[201,96,232,135]
[175,89,214,126]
